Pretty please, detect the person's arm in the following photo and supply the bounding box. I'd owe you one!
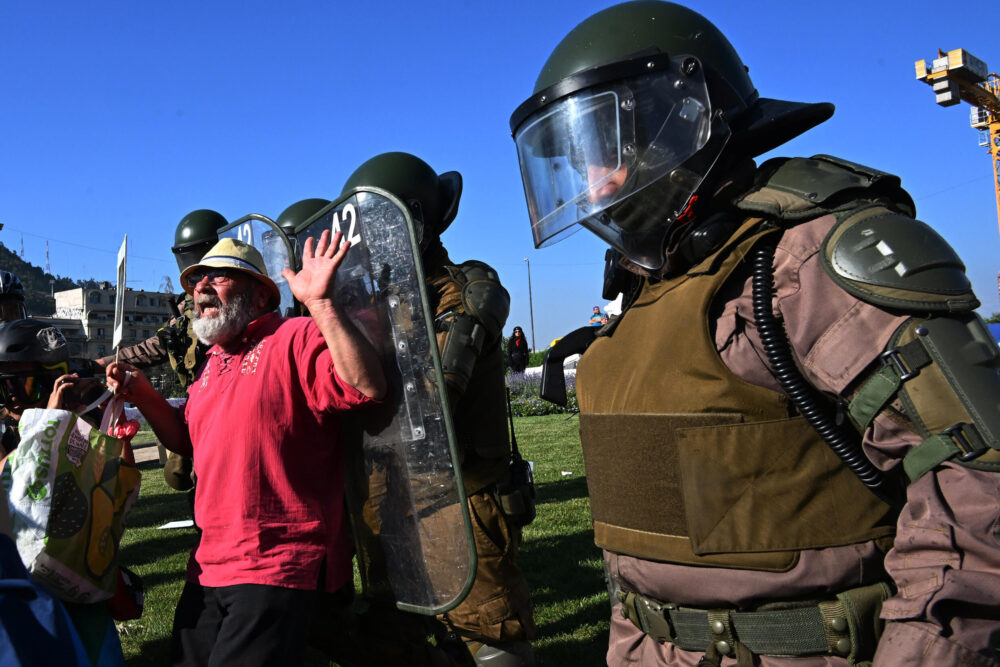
[105,361,192,456]
[726,218,1000,665]
[282,230,386,400]
[94,329,170,369]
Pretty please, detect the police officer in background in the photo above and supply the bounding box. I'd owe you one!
[98,209,229,491]
[98,209,229,382]
[510,2,1000,665]
[340,152,536,667]
[277,198,330,260]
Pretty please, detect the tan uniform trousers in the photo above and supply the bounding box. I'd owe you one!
[441,486,536,644]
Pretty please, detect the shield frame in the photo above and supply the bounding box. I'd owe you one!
[294,187,477,615]
[217,214,298,317]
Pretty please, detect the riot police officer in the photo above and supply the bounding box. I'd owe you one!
[277,198,330,260]
[510,2,1000,665]
[99,209,228,491]
[340,152,537,667]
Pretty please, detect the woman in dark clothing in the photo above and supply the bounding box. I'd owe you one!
[507,326,529,373]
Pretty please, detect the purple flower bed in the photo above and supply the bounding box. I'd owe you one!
[506,371,578,417]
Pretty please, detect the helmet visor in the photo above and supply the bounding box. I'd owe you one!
[514,56,722,267]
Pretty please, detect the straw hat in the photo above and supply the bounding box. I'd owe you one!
[179,238,281,311]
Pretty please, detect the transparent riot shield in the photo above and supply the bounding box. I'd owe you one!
[217,215,298,317]
[295,189,475,615]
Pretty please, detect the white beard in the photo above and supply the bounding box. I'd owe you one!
[192,290,255,346]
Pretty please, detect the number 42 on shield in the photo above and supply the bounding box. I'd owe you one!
[330,203,363,247]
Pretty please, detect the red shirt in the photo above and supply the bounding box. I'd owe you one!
[183,312,374,592]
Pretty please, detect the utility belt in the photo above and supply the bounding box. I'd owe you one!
[617,582,891,666]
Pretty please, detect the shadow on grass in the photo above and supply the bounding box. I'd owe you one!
[122,532,199,569]
[535,476,589,506]
[126,635,174,667]
[521,527,609,665]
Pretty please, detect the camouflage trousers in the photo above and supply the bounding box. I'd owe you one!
[440,486,536,644]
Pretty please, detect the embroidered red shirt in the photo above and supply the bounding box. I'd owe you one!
[183,312,374,592]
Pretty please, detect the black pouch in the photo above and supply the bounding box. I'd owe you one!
[498,454,536,528]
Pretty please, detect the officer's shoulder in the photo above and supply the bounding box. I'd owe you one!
[736,154,916,222]
[741,155,978,313]
[452,259,501,281]
[448,260,510,336]
[818,200,978,313]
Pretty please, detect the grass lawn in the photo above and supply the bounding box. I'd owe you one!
[118,414,609,665]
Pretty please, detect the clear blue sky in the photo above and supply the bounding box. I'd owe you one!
[1,1,997,348]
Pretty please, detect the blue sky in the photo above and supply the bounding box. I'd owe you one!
[1,1,998,348]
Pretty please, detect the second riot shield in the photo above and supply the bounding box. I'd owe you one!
[295,189,475,615]
[218,215,298,317]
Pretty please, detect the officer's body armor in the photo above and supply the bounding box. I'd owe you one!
[577,154,1000,571]
[577,219,895,571]
[158,294,205,388]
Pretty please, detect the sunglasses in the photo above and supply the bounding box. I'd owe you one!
[185,269,238,289]
[0,364,67,406]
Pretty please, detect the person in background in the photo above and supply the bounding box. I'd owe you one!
[107,236,385,667]
[507,326,529,374]
[587,305,602,326]
[97,209,230,496]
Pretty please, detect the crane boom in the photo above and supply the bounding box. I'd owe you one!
[916,49,1000,248]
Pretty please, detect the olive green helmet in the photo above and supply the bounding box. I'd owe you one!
[509,0,833,271]
[341,152,462,244]
[172,209,228,273]
[276,198,331,238]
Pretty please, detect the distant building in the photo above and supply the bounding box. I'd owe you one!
[41,283,177,359]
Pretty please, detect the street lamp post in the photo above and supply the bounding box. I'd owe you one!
[523,257,536,351]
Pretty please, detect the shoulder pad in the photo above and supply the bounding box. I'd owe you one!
[457,260,510,339]
[736,155,915,222]
[821,205,978,313]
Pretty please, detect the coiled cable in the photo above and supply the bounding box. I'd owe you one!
[751,242,898,505]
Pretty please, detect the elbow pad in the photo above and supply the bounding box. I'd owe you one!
[825,207,1000,480]
[849,315,1000,481]
[437,261,510,399]
[439,312,485,399]
[458,261,510,340]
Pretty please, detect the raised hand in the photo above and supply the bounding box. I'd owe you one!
[281,229,350,310]
[47,374,79,410]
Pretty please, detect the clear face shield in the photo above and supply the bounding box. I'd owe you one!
[513,55,729,271]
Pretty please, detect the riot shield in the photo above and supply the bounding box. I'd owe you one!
[295,189,475,615]
[218,215,298,317]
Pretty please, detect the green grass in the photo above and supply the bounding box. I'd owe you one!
[118,414,609,666]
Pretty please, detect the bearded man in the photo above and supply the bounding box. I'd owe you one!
[108,234,385,667]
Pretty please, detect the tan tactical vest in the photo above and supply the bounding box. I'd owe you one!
[576,220,896,572]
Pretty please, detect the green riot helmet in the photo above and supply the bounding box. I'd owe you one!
[0,271,27,322]
[509,0,833,271]
[171,209,228,273]
[276,198,331,240]
[341,152,462,246]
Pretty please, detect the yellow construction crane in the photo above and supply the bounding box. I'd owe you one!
[915,49,1000,239]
